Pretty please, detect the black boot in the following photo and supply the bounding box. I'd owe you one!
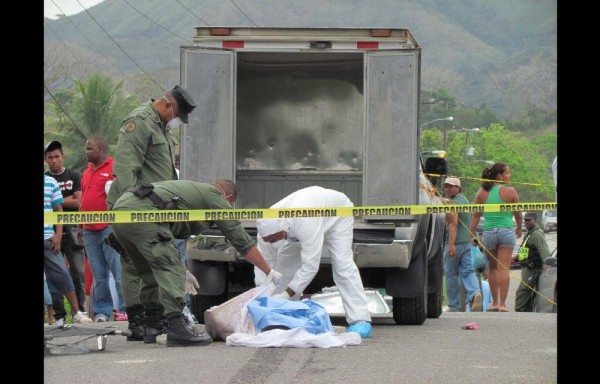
[166,312,212,347]
[126,305,144,341]
[143,306,167,343]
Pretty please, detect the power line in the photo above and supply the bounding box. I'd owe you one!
[174,0,211,26]
[44,19,85,67]
[43,84,82,133]
[74,0,165,92]
[229,0,258,27]
[122,0,194,43]
[48,0,132,82]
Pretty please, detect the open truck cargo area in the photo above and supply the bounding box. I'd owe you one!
[180,27,446,326]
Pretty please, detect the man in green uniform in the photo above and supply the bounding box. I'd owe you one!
[107,85,196,342]
[513,212,550,312]
[111,179,281,347]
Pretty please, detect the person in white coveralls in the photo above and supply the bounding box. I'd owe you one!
[255,186,372,338]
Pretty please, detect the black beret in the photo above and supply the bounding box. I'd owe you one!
[171,85,197,124]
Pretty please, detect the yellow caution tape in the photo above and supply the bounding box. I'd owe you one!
[423,173,547,187]
[44,202,557,225]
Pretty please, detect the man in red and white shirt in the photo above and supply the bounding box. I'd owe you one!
[78,135,126,323]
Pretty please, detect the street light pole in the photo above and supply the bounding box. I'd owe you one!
[419,116,454,135]
[446,127,480,157]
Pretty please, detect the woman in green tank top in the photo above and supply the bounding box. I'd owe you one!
[469,163,523,312]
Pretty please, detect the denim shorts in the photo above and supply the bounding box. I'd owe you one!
[482,227,516,250]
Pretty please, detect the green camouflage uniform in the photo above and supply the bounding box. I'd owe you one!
[514,224,550,312]
[111,180,256,315]
[107,101,178,309]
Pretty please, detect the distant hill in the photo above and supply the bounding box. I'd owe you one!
[43,0,556,119]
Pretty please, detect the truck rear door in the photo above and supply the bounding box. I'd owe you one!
[180,48,236,183]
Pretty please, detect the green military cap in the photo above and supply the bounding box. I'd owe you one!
[172,85,197,124]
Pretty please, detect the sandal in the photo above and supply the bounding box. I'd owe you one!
[488,307,499,312]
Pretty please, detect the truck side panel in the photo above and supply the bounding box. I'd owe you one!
[180,48,236,184]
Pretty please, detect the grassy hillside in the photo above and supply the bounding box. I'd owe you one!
[44,0,556,117]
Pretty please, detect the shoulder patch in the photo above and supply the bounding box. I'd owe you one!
[125,121,136,132]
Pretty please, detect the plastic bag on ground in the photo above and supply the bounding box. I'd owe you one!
[204,282,276,341]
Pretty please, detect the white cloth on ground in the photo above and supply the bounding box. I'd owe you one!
[226,327,361,348]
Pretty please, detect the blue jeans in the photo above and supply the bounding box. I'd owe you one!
[83,227,126,318]
[43,274,52,305]
[176,238,190,307]
[445,242,481,312]
[44,239,75,294]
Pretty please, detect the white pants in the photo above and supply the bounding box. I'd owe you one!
[258,216,371,325]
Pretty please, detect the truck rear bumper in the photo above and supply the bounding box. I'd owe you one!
[187,233,412,268]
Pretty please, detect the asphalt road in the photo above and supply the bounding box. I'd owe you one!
[43,312,557,384]
[42,232,558,383]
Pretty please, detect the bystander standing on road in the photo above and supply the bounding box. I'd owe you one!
[513,212,550,312]
[78,135,127,322]
[44,174,92,324]
[44,141,87,324]
[442,177,483,312]
[469,162,522,312]
[106,85,197,341]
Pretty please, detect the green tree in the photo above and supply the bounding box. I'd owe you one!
[432,123,554,203]
[45,72,140,171]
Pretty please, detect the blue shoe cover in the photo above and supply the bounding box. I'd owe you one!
[347,322,372,338]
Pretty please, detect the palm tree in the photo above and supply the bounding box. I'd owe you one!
[45,72,140,171]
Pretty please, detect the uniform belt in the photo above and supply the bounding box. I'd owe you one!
[131,181,179,210]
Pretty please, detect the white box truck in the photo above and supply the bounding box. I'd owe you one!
[180,27,447,325]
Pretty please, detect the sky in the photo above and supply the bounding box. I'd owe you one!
[44,0,105,20]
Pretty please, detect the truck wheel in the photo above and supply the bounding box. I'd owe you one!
[392,296,426,325]
[190,291,228,324]
[426,292,443,318]
[426,232,444,319]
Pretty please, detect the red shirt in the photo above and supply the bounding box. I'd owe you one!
[80,157,114,231]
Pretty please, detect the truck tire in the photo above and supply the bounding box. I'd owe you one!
[427,292,443,319]
[392,295,426,325]
[387,247,428,325]
[426,226,444,319]
[190,291,228,324]
[188,260,229,323]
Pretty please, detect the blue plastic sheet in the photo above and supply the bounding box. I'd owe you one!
[247,297,334,335]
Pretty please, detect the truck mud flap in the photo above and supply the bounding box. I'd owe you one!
[384,246,426,297]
